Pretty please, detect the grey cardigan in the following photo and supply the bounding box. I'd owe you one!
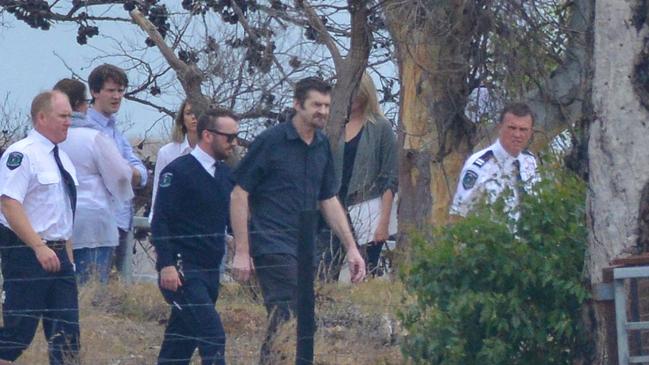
[333,114,398,206]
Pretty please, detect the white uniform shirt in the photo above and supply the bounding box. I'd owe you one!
[0,130,78,241]
[149,136,193,222]
[60,127,134,249]
[450,139,539,219]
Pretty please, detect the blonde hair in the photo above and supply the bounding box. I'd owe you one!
[171,99,190,143]
[355,72,384,123]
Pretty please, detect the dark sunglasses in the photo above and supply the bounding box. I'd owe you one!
[206,128,239,143]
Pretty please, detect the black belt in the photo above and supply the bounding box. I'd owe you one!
[45,240,67,249]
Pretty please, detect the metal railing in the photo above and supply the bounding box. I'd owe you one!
[614,266,649,364]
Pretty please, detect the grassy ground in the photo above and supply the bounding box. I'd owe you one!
[15,278,404,364]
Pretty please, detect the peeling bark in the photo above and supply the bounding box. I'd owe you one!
[587,0,649,363]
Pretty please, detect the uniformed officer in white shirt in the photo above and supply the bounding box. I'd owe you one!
[450,103,539,220]
[0,91,80,365]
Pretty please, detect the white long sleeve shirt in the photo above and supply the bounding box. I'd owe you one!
[60,127,134,248]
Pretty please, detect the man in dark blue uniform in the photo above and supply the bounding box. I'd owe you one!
[230,77,366,364]
[152,108,239,365]
[0,91,80,365]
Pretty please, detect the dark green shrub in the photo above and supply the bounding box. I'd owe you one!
[401,169,590,364]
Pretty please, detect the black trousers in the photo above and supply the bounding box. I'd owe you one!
[158,264,226,365]
[0,227,80,364]
[254,254,308,365]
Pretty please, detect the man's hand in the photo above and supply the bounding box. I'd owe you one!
[160,266,183,292]
[347,248,366,283]
[34,244,61,272]
[131,166,142,188]
[231,252,254,282]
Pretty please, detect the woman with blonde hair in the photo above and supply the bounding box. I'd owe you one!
[321,72,398,279]
[150,99,198,221]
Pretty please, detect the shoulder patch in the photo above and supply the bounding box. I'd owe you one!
[462,170,479,190]
[6,152,23,170]
[159,172,173,188]
[472,150,494,168]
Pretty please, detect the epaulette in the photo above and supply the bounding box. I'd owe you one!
[472,150,494,168]
[522,149,535,157]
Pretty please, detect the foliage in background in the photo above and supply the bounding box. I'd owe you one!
[401,167,590,364]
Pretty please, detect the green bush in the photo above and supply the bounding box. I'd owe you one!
[401,169,590,364]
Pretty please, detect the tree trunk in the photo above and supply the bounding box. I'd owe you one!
[587,0,649,363]
[384,1,478,235]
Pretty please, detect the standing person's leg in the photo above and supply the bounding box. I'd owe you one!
[0,246,46,363]
[253,254,298,365]
[93,246,116,284]
[158,270,226,365]
[365,241,385,277]
[158,306,197,365]
[73,248,92,284]
[43,248,80,365]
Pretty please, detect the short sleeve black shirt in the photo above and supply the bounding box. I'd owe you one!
[234,120,337,257]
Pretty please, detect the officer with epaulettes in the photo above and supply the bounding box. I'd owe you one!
[450,102,539,220]
[0,90,80,365]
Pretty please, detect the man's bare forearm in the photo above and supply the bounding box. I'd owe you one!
[319,197,356,252]
[230,186,250,256]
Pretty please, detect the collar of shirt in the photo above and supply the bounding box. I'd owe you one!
[284,119,325,146]
[179,135,192,154]
[191,145,217,175]
[28,129,56,153]
[493,139,521,169]
[87,107,116,129]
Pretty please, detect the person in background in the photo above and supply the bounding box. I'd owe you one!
[86,64,148,279]
[320,72,398,279]
[449,102,538,221]
[150,99,198,223]
[56,78,134,284]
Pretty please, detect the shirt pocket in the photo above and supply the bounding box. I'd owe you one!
[37,171,60,185]
[35,171,62,211]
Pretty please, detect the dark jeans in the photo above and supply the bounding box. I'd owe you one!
[74,246,115,284]
[254,254,300,365]
[0,228,80,364]
[364,241,385,277]
[158,264,226,365]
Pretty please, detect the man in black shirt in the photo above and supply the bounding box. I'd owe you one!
[152,108,239,365]
[230,77,365,364]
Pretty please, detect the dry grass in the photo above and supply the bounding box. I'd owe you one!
[13,278,404,364]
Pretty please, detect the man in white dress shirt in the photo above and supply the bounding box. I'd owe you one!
[450,102,539,220]
[0,91,80,364]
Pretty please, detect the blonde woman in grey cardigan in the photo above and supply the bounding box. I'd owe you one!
[323,73,398,279]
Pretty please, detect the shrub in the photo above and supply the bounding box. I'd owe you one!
[401,169,590,364]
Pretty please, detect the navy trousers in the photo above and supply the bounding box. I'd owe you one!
[158,264,226,365]
[0,228,80,364]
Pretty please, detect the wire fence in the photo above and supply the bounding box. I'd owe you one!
[3,213,403,364]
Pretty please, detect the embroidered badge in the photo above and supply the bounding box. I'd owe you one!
[6,152,23,170]
[462,170,479,190]
[160,172,173,188]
